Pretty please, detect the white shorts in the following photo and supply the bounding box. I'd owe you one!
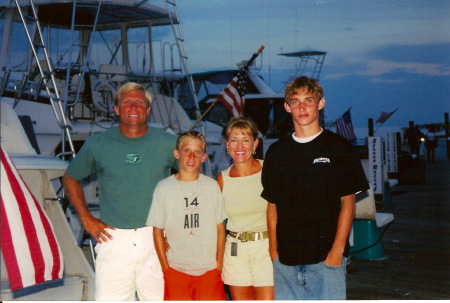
[94,226,164,300]
[222,235,274,287]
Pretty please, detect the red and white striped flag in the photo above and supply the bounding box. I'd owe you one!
[1,146,63,291]
[217,66,248,117]
[376,109,396,123]
[336,109,356,142]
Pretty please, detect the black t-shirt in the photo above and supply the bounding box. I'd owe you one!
[261,130,369,265]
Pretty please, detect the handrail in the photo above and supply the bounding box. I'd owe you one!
[13,0,75,159]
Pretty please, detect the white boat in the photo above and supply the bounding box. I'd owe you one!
[179,66,289,156]
[0,0,227,176]
[0,0,225,299]
[178,50,327,156]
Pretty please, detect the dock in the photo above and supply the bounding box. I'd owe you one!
[347,155,450,300]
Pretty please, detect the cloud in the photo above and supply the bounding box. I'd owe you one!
[368,43,450,64]
[362,60,450,77]
[370,78,406,83]
[323,43,450,81]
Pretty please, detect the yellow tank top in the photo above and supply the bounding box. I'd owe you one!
[221,160,268,232]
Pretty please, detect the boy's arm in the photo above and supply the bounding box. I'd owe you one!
[267,202,278,262]
[216,222,226,271]
[216,172,224,191]
[325,193,355,266]
[153,227,169,273]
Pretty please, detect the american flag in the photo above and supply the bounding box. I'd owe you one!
[1,146,63,291]
[376,110,395,123]
[217,66,248,117]
[336,109,356,142]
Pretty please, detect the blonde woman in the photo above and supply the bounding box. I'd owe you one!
[217,117,274,300]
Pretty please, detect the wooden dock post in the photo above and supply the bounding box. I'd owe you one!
[368,118,374,136]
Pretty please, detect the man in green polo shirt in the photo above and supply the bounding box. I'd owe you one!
[63,82,177,300]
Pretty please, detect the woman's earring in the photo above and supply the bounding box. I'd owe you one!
[226,149,229,153]
[253,149,256,155]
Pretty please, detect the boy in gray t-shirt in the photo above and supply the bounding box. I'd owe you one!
[147,131,226,300]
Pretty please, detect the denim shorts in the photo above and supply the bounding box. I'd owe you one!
[273,256,347,300]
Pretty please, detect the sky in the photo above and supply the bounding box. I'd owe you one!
[175,0,450,129]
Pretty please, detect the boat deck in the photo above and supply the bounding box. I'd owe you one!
[347,155,450,300]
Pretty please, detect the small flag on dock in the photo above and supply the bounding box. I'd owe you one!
[376,109,397,123]
[336,109,356,142]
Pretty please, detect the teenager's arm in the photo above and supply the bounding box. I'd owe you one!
[325,193,355,266]
[216,172,224,191]
[267,202,278,262]
[216,222,226,271]
[153,227,169,273]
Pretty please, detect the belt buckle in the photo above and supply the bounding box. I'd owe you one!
[238,232,248,243]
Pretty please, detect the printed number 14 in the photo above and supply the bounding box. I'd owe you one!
[185,197,199,207]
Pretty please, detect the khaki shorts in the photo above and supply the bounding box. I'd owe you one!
[222,235,274,287]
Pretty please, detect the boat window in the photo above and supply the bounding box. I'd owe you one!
[151,26,180,76]
[127,27,150,75]
[4,21,30,72]
[50,28,85,70]
[90,29,123,68]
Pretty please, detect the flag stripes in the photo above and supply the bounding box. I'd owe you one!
[1,146,63,291]
[376,110,396,123]
[0,200,22,288]
[336,109,356,142]
[217,67,248,117]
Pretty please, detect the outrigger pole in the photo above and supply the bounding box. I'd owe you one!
[189,45,265,131]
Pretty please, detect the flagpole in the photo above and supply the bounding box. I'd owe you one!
[189,46,265,131]
[374,108,398,134]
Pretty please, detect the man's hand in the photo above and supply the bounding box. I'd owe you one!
[63,172,115,243]
[81,216,115,243]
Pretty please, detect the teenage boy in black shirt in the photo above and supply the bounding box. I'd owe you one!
[261,76,369,300]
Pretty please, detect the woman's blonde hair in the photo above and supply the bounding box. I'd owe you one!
[224,116,259,140]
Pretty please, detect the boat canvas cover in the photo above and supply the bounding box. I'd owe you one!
[1,146,63,291]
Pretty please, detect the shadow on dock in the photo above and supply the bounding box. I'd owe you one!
[347,155,450,300]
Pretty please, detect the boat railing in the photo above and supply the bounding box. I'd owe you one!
[162,42,183,75]
[0,68,11,96]
[63,0,102,110]
[13,0,75,159]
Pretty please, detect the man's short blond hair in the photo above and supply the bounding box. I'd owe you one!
[114,82,152,107]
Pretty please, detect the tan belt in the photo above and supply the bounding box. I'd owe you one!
[228,230,269,242]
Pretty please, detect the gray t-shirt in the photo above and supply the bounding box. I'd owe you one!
[147,174,224,276]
